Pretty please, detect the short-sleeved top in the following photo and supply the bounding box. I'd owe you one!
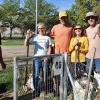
[69,36,88,62]
[86,24,100,59]
[50,24,73,54]
[29,34,51,56]
[0,33,1,45]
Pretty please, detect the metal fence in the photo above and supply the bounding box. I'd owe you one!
[13,48,98,100]
[14,52,70,100]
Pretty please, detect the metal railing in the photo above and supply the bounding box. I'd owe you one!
[13,53,70,100]
[13,49,96,100]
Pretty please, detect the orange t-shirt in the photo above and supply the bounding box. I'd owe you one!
[50,24,73,54]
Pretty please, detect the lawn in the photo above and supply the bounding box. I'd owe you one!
[0,66,13,94]
[2,40,24,46]
[1,39,54,46]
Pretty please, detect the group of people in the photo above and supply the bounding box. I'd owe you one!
[24,10,100,97]
[0,10,100,97]
[0,10,99,97]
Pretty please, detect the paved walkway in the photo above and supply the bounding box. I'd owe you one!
[0,45,34,69]
[2,45,34,59]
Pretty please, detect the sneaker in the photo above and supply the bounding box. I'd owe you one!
[40,92,45,98]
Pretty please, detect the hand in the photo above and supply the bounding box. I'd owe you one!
[27,29,31,34]
[1,62,6,69]
[75,45,79,50]
[44,58,48,62]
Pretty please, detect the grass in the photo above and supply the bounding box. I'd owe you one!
[2,39,54,46]
[0,66,13,93]
[2,40,24,46]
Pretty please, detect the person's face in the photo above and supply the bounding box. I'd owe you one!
[74,25,82,36]
[86,16,96,26]
[59,16,68,25]
[38,25,46,35]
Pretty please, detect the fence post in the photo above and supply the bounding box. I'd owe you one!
[63,52,68,100]
[84,47,96,100]
[60,74,63,100]
[13,57,18,100]
[66,60,80,100]
[43,60,46,100]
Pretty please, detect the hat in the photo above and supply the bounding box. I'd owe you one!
[84,12,99,23]
[59,11,67,18]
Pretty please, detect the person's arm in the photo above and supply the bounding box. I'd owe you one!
[47,37,52,55]
[0,46,6,69]
[69,38,75,53]
[24,29,35,46]
[44,37,52,62]
[0,33,1,45]
[79,37,88,53]
[49,26,55,38]
[47,45,52,55]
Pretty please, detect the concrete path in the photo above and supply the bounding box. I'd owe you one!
[0,45,34,69]
[2,45,34,59]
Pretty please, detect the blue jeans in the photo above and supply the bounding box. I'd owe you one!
[33,59,50,91]
[86,58,100,75]
[70,62,86,79]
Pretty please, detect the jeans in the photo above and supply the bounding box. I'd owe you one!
[33,59,50,91]
[86,58,100,75]
[70,62,86,79]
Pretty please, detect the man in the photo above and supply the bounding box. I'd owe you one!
[50,10,73,95]
[84,12,100,74]
[50,10,73,54]
[0,33,6,69]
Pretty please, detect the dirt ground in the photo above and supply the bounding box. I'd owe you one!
[0,45,34,99]
[1,45,100,100]
[0,45,34,69]
[2,45,34,58]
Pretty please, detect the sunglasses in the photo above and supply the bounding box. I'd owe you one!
[74,28,82,30]
[87,16,95,20]
[61,16,67,19]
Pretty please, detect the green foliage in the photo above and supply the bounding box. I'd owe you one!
[69,0,100,27]
[0,0,58,36]
[0,0,100,34]
[0,66,13,93]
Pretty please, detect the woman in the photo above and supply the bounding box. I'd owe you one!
[24,22,52,97]
[69,24,88,79]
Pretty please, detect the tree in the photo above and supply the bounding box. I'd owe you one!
[0,0,58,35]
[0,0,20,38]
[23,0,58,31]
[69,0,100,27]
[93,1,100,23]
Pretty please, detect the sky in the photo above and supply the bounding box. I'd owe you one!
[47,0,75,11]
[0,0,75,11]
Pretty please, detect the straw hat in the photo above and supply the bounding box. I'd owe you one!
[84,12,99,23]
[59,11,68,18]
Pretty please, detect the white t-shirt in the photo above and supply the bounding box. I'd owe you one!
[29,34,51,56]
